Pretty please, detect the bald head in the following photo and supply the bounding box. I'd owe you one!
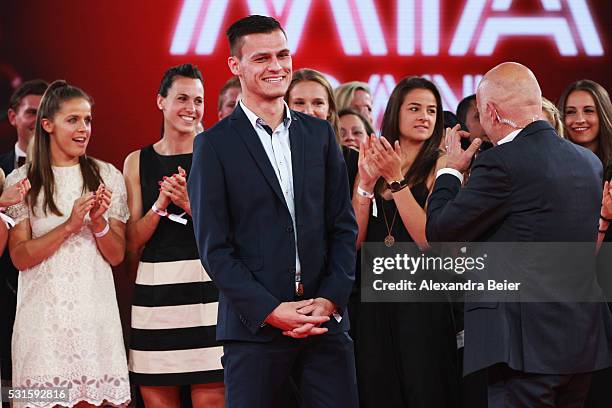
[476,62,543,143]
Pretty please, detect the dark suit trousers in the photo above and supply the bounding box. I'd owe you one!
[488,364,592,408]
[222,331,358,408]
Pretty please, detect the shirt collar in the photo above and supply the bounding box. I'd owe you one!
[240,100,292,133]
[14,143,27,158]
[497,129,522,146]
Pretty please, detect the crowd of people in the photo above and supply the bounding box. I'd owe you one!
[0,14,611,408]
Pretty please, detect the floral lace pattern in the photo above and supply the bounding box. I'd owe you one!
[5,161,131,408]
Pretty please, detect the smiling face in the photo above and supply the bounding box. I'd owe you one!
[158,76,204,136]
[398,88,437,144]
[228,29,292,105]
[41,97,92,165]
[564,90,600,152]
[287,80,330,120]
[8,94,43,147]
[339,113,368,150]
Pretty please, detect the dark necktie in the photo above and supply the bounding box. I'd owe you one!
[17,156,26,168]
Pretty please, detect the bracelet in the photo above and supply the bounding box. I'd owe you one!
[357,186,374,199]
[600,214,612,223]
[599,229,608,234]
[152,203,168,217]
[93,221,110,238]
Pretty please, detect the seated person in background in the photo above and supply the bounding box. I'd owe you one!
[335,81,374,125]
[338,108,375,151]
[217,76,241,121]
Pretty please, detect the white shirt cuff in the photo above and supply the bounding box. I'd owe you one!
[436,168,464,184]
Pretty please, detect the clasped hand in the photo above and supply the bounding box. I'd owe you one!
[265,298,336,339]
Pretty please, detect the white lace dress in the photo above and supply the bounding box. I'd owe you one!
[5,161,131,408]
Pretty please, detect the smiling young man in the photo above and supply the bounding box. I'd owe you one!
[188,15,358,408]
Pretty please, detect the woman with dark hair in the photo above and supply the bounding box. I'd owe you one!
[285,68,340,141]
[558,79,612,169]
[123,64,223,408]
[560,80,612,407]
[338,108,375,151]
[5,80,130,407]
[352,76,459,407]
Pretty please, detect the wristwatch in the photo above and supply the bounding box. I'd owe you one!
[386,178,408,193]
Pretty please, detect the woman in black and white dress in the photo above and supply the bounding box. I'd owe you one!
[123,64,223,408]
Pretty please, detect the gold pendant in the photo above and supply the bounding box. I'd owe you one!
[384,234,395,247]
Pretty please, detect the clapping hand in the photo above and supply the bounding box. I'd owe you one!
[357,135,382,191]
[89,184,112,222]
[65,193,96,234]
[0,178,31,207]
[444,124,481,173]
[370,135,403,183]
[601,181,612,220]
[160,166,191,215]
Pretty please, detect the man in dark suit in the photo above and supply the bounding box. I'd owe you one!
[188,15,358,408]
[1,79,47,175]
[0,79,46,395]
[426,62,612,407]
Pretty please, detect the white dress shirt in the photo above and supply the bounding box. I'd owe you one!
[240,101,302,285]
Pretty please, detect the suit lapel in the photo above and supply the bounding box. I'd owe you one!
[289,111,304,207]
[230,105,289,210]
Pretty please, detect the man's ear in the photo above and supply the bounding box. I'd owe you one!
[7,108,17,126]
[486,102,498,124]
[228,56,240,76]
[157,94,165,111]
[41,118,53,133]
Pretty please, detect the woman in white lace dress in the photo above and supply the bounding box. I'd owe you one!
[5,80,130,407]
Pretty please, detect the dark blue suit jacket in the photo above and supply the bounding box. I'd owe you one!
[0,149,15,176]
[188,105,357,342]
[427,121,612,375]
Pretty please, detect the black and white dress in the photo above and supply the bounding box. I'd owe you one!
[129,145,223,386]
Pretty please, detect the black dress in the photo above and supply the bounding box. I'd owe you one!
[355,184,460,408]
[129,145,223,386]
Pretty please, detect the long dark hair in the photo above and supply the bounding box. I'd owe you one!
[558,79,612,169]
[28,80,102,216]
[379,76,444,189]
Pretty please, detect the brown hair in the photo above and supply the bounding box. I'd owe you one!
[217,76,241,111]
[28,80,103,216]
[338,108,376,137]
[558,79,612,167]
[285,68,340,144]
[8,79,48,112]
[379,76,444,190]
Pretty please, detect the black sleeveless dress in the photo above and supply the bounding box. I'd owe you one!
[129,145,223,386]
[355,184,460,408]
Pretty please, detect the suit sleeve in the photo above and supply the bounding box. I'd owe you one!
[426,150,512,242]
[315,123,358,308]
[188,133,280,334]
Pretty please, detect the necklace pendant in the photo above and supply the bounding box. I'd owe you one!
[384,234,395,247]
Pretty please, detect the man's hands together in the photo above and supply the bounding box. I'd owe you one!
[264,298,336,339]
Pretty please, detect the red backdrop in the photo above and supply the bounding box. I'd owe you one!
[1,0,610,170]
